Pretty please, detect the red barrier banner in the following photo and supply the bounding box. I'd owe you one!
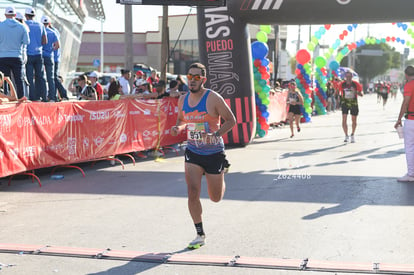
[0,94,288,178]
[0,98,186,178]
[268,90,288,124]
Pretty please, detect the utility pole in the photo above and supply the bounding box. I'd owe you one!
[125,5,133,72]
[160,6,169,81]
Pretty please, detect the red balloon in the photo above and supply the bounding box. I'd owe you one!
[262,72,270,80]
[339,34,344,40]
[262,123,270,131]
[347,45,353,50]
[324,24,331,30]
[295,69,301,75]
[296,49,311,65]
[343,30,348,36]
[386,37,391,42]
[258,66,267,73]
[254,59,262,67]
[392,37,396,42]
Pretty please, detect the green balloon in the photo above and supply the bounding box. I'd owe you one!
[262,85,271,93]
[311,36,319,45]
[258,129,266,137]
[260,25,272,34]
[262,98,270,105]
[307,43,315,51]
[256,31,268,43]
[315,56,327,68]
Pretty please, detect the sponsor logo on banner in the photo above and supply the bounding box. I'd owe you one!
[68,137,77,155]
[143,130,151,141]
[0,114,11,133]
[114,110,126,118]
[120,133,127,143]
[44,144,65,153]
[17,116,52,128]
[143,109,151,115]
[83,138,90,148]
[204,6,239,96]
[58,114,85,124]
[22,146,36,157]
[94,136,104,146]
[90,111,110,121]
[129,110,141,115]
[0,150,4,159]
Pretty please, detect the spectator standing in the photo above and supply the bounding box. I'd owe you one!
[118,69,131,95]
[0,7,29,99]
[176,75,189,93]
[167,80,181,98]
[88,71,103,100]
[395,66,414,182]
[68,74,97,100]
[49,23,68,100]
[25,7,48,101]
[41,16,59,102]
[147,70,159,90]
[15,12,30,98]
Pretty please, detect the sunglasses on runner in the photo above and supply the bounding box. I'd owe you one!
[187,74,203,81]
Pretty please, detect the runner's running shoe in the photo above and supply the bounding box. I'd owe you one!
[344,136,349,142]
[350,135,355,143]
[188,235,205,249]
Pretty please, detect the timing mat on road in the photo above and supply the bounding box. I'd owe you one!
[0,243,413,274]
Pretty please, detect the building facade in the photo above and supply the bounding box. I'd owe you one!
[77,14,287,77]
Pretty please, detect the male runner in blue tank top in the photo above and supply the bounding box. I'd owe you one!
[171,63,236,249]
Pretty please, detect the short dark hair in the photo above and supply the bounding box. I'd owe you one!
[156,80,166,88]
[188,62,206,77]
[169,80,178,89]
[405,66,414,76]
[78,74,87,82]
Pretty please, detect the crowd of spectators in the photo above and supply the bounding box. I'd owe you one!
[0,6,190,105]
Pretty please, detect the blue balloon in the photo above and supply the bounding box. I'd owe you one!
[261,58,270,66]
[251,41,269,59]
[347,25,353,32]
[262,111,269,118]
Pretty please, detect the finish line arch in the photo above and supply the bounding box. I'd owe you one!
[197,0,414,146]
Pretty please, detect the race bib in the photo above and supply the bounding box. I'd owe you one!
[187,123,207,141]
[344,88,355,99]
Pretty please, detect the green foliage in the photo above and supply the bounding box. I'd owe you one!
[341,43,401,82]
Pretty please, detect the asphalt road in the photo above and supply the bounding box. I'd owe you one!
[1,93,413,275]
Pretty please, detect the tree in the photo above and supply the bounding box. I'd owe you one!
[341,43,401,83]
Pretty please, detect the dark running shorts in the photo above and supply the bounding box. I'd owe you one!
[184,148,230,174]
[341,104,359,116]
[288,104,302,115]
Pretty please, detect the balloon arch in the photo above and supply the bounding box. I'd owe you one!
[197,0,414,146]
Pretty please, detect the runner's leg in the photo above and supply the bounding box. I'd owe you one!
[205,173,225,202]
[185,162,204,224]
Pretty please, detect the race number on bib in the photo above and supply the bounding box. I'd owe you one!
[344,89,355,99]
[187,123,207,141]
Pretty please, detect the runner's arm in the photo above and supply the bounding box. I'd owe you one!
[395,95,410,128]
[214,94,236,137]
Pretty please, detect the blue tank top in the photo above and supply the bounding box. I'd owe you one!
[182,90,224,155]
